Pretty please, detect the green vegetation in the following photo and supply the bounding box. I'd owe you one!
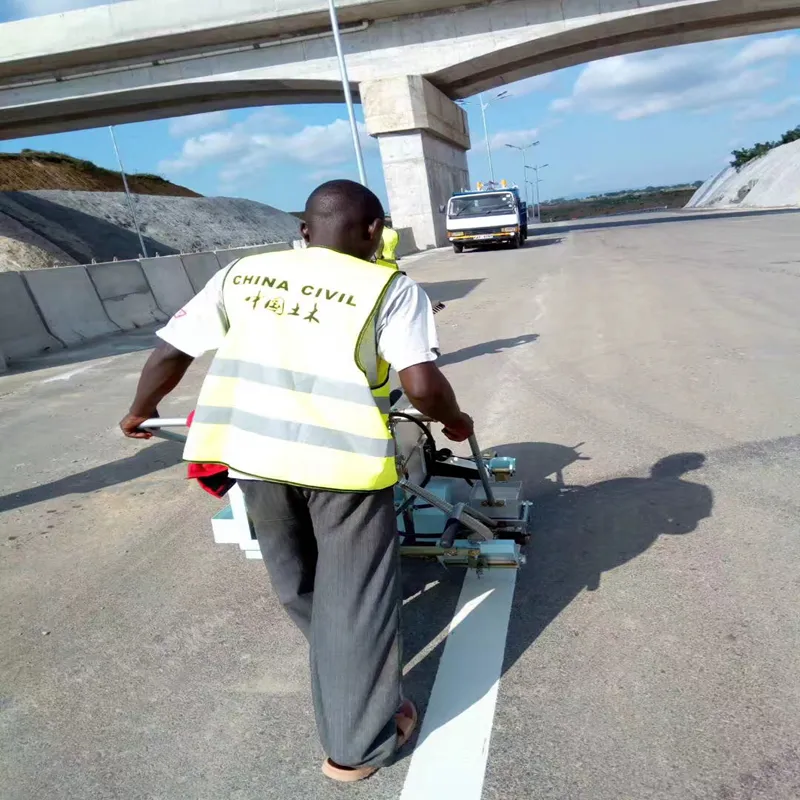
[0,149,200,196]
[540,183,701,223]
[730,126,800,171]
[0,149,172,184]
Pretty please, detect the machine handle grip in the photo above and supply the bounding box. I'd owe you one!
[136,417,189,444]
[440,518,461,549]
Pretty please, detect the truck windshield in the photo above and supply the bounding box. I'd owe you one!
[449,192,516,218]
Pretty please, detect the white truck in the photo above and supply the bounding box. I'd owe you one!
[445,183,528,253]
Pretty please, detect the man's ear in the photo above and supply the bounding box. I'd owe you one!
[368,217,384,241]
[300,222,310,243]
[367,218,384,257]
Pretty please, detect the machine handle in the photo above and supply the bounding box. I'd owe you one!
[440,518,462,549]
[468,434,497,506]
[392,405,498,506]
[138,418,188,428]
[137,417,189,444]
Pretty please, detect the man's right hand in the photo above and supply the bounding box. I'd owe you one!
[119,412,156,439]
[442,412,474,443]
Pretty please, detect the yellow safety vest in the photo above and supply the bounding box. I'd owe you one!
[184,248,401,492]
[377,226,400,268]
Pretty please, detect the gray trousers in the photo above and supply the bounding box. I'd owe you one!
[239,480,403,768]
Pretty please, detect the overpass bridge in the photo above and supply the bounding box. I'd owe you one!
[1,0,799,249]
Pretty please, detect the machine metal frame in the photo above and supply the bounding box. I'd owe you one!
[139,405,532,571]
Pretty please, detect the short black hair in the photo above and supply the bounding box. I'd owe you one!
[304,179,384,228]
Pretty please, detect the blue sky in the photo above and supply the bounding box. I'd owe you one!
[3,1,800,210]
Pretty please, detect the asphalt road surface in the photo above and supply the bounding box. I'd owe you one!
[2,212,800,800]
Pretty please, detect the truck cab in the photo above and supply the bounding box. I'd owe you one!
[446,183,528,253]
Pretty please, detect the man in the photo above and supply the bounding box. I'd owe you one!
[120,180,473,782]
[375,218,400,268]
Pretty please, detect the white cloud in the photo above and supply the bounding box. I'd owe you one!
[168,112,229,138]
[550,36,793,121]
[733,34,800,67]
[160,112,375,183]
[488,127,540,150]
[506,74,555,96]
[734,96,800,121]
[308,167,351,183]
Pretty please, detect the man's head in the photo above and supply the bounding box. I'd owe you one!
[301,179,385,261]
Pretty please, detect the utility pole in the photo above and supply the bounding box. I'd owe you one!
[109,126,148,258]
[328,0,367,186]
[505,140,539,208]
[526,163,549,222]
[459,90,509,185]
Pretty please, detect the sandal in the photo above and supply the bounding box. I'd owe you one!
[322,699,418,783]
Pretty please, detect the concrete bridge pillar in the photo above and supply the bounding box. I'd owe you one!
[361,75,470,251]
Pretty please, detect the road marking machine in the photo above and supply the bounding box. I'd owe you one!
[140,397,531,571]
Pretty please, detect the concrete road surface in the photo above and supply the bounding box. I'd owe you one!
[2,212,800,800]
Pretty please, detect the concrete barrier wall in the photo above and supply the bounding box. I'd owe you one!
[2,241,298,367]
[0,271,63,359]
[396,228,418,258]
[140,255,194,316]
[181,252,223,294]
[88,260,167,330]
[215,242,290,268]
[23,265,120,345]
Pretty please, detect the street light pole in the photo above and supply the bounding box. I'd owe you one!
[328,0,368,186]
[109,126,147,258]
[478,94,495,185]
[459,90,509,186]
[505,141,539,208]
[526,162,549,222]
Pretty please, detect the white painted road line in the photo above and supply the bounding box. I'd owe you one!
[41,364,95,383]
[400,568,517,800]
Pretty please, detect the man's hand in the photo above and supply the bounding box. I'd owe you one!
[398,362,473,443]
[120,342,194,441]
[442,412,474,443]
[120,411,157,439]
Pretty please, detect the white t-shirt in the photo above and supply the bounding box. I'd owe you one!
[157,257,440,479]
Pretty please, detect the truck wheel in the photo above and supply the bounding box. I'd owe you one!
[453,243,464,253]
[510,233,521,249]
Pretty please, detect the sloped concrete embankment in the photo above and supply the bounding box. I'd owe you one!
[687,139,800,209]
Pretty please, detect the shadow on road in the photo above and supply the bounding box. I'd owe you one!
[438,333,539,367]
[525,236,564,248]
[400,445,713,734]
[419,278,484,305]
[0,440,184,513]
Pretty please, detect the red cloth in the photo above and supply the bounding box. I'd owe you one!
[185,410,235,498]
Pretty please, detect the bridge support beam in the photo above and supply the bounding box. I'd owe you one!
[361,75,470,251]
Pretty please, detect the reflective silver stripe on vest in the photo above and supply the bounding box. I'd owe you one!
[208,358,390,413]
[193,406,395,459]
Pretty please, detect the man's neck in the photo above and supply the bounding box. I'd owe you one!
[307,240,364,260]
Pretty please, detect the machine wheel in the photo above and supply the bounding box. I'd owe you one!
[453,243,464,253]
[510,233,521,249]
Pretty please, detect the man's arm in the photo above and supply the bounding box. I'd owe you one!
[119,266,231,439]
[398,362,473,442]
[377,276,473,442]
[119,342,194,438]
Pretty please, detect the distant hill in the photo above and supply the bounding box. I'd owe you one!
[0,151,304,271]
[0,150,200,196]
[540,184,701,222]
